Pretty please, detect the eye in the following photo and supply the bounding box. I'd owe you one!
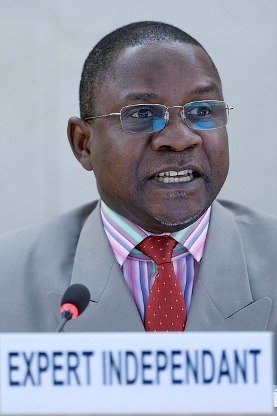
[129,107,154,119]
[188,105,212,117]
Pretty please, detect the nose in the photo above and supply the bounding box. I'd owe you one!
[150,114,202,152]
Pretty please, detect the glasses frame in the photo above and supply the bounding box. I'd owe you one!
[84,100,233,133]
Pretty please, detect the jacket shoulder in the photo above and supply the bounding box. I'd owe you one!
[0,201,99,277]
[0,202,97,245]
[0,202,99,331]
[217,199,277,229]
[216,199,277,256]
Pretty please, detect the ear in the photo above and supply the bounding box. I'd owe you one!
[67,116,93,171]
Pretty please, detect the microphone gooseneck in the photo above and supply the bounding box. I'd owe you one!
[56,284,91,332]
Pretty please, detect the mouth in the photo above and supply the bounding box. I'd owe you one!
[154,169,199,184]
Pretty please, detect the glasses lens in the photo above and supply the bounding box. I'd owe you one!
[120,104,167,133]
[183,101,228,130]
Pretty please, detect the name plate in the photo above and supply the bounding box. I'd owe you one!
[0,332,274,414]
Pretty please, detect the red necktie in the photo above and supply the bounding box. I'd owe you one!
[137,235,186,332]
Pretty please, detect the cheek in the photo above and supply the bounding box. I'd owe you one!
[204,134,229,185]
[89,128,142,191]
[218,136,229,173]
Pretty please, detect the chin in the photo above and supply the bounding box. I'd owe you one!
[148,212,201,233]
[151,200,210,231]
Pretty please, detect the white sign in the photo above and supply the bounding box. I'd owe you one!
[0,332,274,414]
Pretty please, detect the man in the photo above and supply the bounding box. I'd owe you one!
[0,21,276,376]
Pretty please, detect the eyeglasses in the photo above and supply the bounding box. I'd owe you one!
[84,100,233,134]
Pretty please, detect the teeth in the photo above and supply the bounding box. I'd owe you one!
[156,169,195,183]
[157,169,193,177]
[158,176,193,183]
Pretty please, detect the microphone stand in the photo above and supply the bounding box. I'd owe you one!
[56,310,72,332]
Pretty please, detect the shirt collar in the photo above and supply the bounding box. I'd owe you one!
[101,201,210,266]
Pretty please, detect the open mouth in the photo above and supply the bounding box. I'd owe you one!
[154,169,198,184]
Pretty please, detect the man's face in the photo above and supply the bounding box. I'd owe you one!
[86,42,229,233]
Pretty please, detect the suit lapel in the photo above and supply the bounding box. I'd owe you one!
[186,200,272,331]
[48,200,272,332]
[48,203,144,332]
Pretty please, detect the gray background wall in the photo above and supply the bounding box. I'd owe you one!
[1,0,277,233]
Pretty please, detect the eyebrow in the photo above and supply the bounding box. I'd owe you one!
[190,84,220,95]
[124,92,159,101]
[124,84,220,103]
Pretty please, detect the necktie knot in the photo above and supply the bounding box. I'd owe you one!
[137,235,177,266]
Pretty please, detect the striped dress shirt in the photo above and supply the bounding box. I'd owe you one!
[101,202,210,321]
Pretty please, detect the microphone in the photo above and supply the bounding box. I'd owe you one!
[56,284,91,332]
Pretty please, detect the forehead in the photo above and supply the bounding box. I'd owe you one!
[95,42,222,109]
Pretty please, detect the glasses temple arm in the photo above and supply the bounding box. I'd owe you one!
[84,112,121,121]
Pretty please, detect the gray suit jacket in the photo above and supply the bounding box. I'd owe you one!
[0,199,276,378]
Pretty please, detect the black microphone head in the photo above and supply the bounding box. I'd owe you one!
[61,284,91,316]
